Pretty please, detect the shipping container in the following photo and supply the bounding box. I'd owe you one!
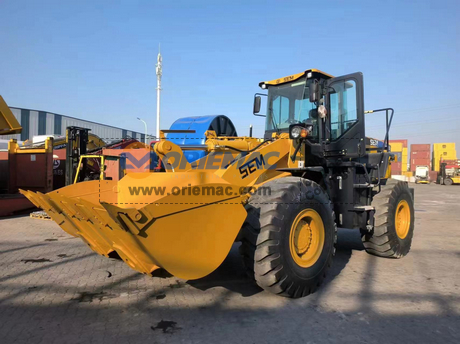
[390,139,408,148]
[0,151,7,192]
[440,159,458,165]
[429,171,438,182]
[433,143,456,151]
[392,162,402,172]
[410,144,430,152]
[432,157,459,171]
[433,150,457,160]
[390,142,404,152]
[433,152,458,166]
[411,158,430,172]
[411,151,430,159]
[403,171,414,178]
[411,158,430,166]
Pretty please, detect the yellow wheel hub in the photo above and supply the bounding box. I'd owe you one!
[289,209,325,268]
[395,199,411,239]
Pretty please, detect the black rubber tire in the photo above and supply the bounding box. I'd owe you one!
[362,180,415,258]
[238,177,337,298]
[444,178,453,186]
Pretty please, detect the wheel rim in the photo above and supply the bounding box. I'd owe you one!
[395,199,411,239]
[289,209,325,268]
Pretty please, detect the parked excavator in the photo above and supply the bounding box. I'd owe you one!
[21,69,415,298]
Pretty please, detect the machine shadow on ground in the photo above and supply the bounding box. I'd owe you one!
[187,228,363,297]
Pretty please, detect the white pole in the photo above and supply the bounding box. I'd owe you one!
[137,117,148,144]
[155,44,162,139]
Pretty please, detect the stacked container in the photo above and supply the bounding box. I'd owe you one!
[410,144,431,172]
[432,143,457,171]
[402,146,408,172]
[389,139,408,175]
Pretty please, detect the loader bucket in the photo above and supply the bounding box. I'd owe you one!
[20,172,248,280]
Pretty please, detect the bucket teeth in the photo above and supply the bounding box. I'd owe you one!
[20,190,78,237]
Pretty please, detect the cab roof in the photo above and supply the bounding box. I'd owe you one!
[259,69,334,88]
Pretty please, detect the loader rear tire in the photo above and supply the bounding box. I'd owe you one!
[362,181,414,258]
[239,177,336,298]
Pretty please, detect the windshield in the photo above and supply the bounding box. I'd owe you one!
[265,78,317,134]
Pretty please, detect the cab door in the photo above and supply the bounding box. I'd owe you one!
[324,72,365,158]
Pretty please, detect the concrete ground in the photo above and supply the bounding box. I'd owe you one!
[0,184,459,344]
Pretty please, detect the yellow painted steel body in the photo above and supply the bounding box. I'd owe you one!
[20,133,292,280]
[395,200,411,239]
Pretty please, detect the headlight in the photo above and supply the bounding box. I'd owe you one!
[290,126,303,139]
[289,124,313,139]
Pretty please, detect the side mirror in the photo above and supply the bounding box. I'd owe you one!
[309,81,319,103]
[253,93,267,117]
[253,96,261,114]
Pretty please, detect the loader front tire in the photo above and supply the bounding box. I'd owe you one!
[239,177,336,298]
[362,180,415,258]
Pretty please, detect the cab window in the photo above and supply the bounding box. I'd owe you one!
[271,96,290,127]
[329,80,358,140]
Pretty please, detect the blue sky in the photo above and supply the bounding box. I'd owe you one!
[0,0,459,146]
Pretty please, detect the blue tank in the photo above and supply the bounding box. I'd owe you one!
[167,115,237,163]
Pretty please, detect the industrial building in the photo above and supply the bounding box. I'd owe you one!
[2,107,147,143]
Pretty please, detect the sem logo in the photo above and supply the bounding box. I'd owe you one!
[370,139,378,146]
[239,154,265,179]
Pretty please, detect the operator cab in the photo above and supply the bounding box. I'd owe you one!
[256,69,332,141]
[254,69,369,159]
[253,69,396,230]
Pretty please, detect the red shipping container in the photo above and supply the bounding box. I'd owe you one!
[392,162,402,173]
[410,159,430,172]
[410,144,430,151]
[390,139,408,148]
[411,158,430,166]
[440,159,458,164]
[411,151,430,159]
[429,171,438,182]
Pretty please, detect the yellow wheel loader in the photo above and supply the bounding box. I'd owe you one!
[21,69,415,298]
